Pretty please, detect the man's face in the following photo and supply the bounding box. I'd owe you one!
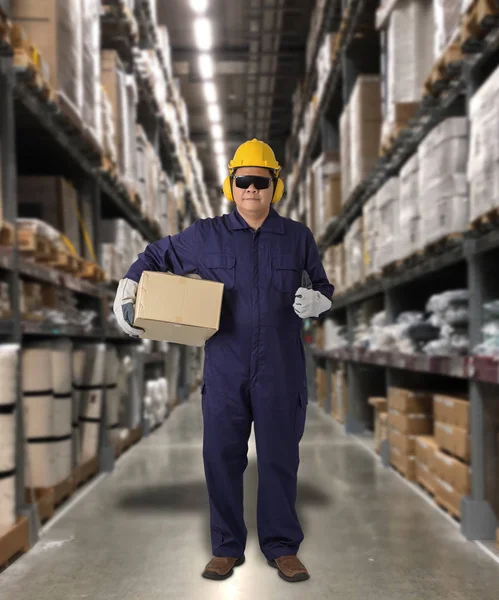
[231,167,275,215]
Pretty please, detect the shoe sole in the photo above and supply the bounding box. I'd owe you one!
[267,559,310,582]
[202,555,245,581]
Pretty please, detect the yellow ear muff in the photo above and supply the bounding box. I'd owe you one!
[223,176,234,201]
[272,178,285,203]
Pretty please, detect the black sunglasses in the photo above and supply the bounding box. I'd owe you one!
[233,175,274,190]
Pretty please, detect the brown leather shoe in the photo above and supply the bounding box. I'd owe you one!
[268,555,310,582]
[202,555,245,580]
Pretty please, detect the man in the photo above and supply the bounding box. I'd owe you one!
[114,139,334,583]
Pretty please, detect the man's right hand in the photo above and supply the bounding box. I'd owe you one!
[113,278,144,338]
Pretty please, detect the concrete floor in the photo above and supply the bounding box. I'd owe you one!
[1,394,499,599]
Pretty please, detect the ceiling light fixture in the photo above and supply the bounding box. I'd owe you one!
[193,17,213,51]
[189,0,209,13]
[198,53,214,79]
[211,124,223,140]
[203,81,217,104]
[207,104,221,123]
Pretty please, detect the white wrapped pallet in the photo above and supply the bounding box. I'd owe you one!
[468,63,499,223]
[0,345,19,408]
[22,347,53,438]
[362,195,379,277]
[419,118,469,246]
[399,154,421,260]
[433,0,462,57]
[0,473,16,528]
[375,178,400,270]
[344,217,364,288]
[349,77,382,193]
[0,412,16,473]
[81,0,102,149]
[52,341,72,440]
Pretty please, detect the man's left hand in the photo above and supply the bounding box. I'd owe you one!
[293,288,332,319]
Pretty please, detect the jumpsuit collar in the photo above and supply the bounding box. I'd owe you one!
[229,207,284,234]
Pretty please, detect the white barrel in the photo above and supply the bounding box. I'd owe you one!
[52,340,73,395]
[53,396,72,438]
[79,422,100,463]
[22,346,52,393]
[73,344,106,387]
[0,344,20,407]
[0,473,16,528]
[25,442,59,487]
[56,439,72,483]
[0,412,16,471]
[24,393,54,438]
[72,348,86,386]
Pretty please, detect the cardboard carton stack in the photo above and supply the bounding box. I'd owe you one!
[399,154,421,260]
[433,394,471,517]
[369,397,388,453]
[375,177,400,270]
[418,117,469,247]
[310,152,342,234]
[468,63,499,223]
[415,435,440,494]
[362,195,378,279]
[389,387,433,481]
[323,243,345,293]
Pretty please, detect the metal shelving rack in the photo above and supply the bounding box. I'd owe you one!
[0,1,206,546]
[283,0,499,541]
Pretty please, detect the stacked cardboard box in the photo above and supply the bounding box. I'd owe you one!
[81,0,102,148]
[362,195,377,278]
[369,397,388,453]
[389,387,433,481]
[468,63,499,223]
[310,152,341,235]
[323,243,345,292]
[419,117,469,246]
[349,77,383,193]
[383,0,434,142]
[433,393,471,517]
[375,177,400,270]
[398,154,421,260]
[344,217,364,289]
[100,219,148,281]
[101,88,117,164]
[415,435,439,494]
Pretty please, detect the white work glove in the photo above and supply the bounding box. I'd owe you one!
[293,287,332,319]
[113,278,144,338]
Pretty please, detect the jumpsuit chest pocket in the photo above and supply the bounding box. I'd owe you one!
[272,255,300,294]
[203,253,236,290]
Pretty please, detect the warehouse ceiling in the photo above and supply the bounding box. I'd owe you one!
[157,0,314,201]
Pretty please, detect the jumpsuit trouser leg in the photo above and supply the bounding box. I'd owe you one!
[202,384,252,558]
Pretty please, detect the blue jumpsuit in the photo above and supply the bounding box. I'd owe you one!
[125,207,334,560]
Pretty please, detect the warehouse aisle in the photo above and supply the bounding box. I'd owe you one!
[1,395,499,600]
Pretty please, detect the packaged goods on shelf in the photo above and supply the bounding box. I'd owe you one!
[433,394,469,430]
[101,88,118,164]
[0,281,11,318]
[316,33,338,98]
[435,422,470,462]
[468,63,499,223]
[311,152,341,234]
[305,168,316,235]
[17,177,81,257]
[101,50,132,179]
[344,216,364,288]
[81,0,102,148]
[433,449,471,494]
[389,387,433,414]
[383,0,434,142]
[389,410,433,435]
[424,290,469,355]
[11,0,83,124]
[157,25,173,79]
[144,377,169,430]
[0,473,16,528]
[375,178,400,270]
[418,118,469,246]
[101,219,147,280]
[340,106,351,205]
[433,0,462,57]
[390,446,417,480]
[323,244,345,292]
[349,77,382,193]
[434,476,462,516]
[415,436,439,468]
[323,319,348,351]
[399,154,421,260]
[369,397,388,453]
[362,195,378,278]
[474,300,499,357]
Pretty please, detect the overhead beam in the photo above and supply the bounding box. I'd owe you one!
[173,46,305,62]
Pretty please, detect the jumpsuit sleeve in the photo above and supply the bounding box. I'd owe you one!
[304,227,335,301]
[124,221,200,283]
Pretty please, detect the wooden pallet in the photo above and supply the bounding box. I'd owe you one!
[379,103,420,156]
[76,456,99,488]
[0,221,15,247]
[423,41,464,97]
[424,232,464,255]
[435,494,461,520]
[24,487,55,524]
[0,517,30,571]
[391,462,417,483]
[469,206,499,232]
[461,0,499,52]
[78,260,106,283]
[17,230,55,262]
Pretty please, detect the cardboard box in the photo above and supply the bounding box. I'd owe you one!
[434,476,461,518]
[415,436,439,468]
[388,387,433,414]
[134,272,224,347]
[390,446,416,481]
[416,461,436,495]
[433,450,471,495]
[324,173,342,221]
[390,428,416,455]
[435,422,470,463]
[368,397,388,412]
[433,394,469,431]
[389,410,433,435]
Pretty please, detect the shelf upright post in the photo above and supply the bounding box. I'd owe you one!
[461,244,497,539]
[325,355,332,416]
[0,54,38,544]
[345,304,364,433]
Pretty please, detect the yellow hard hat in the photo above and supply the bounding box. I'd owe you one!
[222,139,285,203]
